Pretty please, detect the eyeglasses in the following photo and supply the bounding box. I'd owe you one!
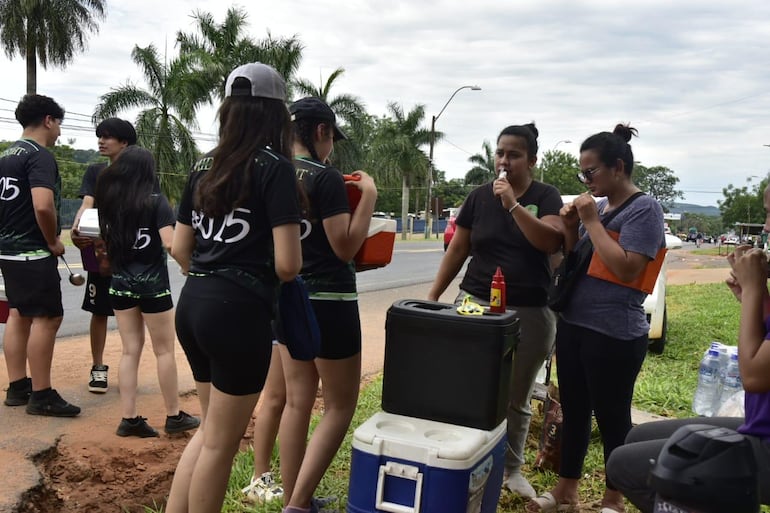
[576,167,602,184]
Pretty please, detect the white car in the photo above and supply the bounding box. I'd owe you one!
[560,195,679,353]
[644,233,683,353]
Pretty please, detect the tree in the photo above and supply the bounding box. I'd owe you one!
[535,149,582,194]
[435,178,473,209]
[719,178,767,228]
[176,7,303,102]
[93,44,208,203]
[368,103,432,239]
[0,0,106,94]
[633,164,683,209]
[464,140,495,185]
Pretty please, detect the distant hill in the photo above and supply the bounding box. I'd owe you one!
[667,202,720,217]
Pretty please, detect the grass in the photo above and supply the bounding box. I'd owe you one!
[147,282,767,513]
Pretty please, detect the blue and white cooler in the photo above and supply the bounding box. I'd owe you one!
[347,411,506,513]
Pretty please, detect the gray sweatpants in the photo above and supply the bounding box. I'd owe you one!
[606,417,770,513]
[454,291,556,471]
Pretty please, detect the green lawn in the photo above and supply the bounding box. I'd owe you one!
[148,282,768,513]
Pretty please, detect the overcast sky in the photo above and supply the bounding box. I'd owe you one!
[1,0,770,206]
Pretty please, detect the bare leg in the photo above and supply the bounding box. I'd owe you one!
[278,345,318,504]
[142,308,180,416]
[252,345,286,475]
[114,307,145,419]
[165,381,211,513]
[27,315,63,391]
[187,386,259,512]
[3,309,32,383]
[89,314,109,366]
[287,353,361,508]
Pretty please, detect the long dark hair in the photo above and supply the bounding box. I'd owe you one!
[95,146,157,268]
[580,123,638,175]
[194,96,293,217]
[292,118,330,162]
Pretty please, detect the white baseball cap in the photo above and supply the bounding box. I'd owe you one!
[225,62,286,101]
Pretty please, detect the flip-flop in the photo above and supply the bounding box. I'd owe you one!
[527,492,578,512]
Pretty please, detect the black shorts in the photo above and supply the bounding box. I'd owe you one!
[110,293,173,314]
[0,256,62,317]
[175,275,272,396]
[82,272,114,316]
[311,299,362,360]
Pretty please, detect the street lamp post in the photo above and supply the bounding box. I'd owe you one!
[425,85,481,239]
[540,139,572,182]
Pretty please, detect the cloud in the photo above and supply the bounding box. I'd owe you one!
[1,0,770,205]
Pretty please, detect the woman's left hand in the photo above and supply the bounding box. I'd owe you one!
[492,176,516,210]
[573,193,599,224]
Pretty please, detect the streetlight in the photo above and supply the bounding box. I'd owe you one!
[425,84,481,239]
[540,139,572,182]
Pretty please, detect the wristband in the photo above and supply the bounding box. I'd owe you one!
[508,202,520,214]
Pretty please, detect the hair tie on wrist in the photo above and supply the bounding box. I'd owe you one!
[508,203,520,213]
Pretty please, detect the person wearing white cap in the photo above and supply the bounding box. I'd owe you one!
[277,97,377,513]
[165,62,302,513]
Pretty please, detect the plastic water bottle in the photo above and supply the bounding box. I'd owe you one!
[692,349,721,416]
[714,352,742,415]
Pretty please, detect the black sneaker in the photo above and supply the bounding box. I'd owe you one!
[164,410,200,434]
[88,365,108,394]
[4,377,32,406]
[26,389,81,417]
[117,417,159,438]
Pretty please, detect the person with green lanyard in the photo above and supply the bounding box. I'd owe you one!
[0,94,80,417]
[278,97,377,513]
[429,123,564,499]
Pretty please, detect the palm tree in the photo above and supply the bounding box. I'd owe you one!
[465,140,496,185]
[176,6,303,102]
[369,103,434,240]
[294,67,367,172]
[93,44,208,203]
[0,0,106,94]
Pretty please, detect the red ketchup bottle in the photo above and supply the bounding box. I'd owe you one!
[489,266,506,313]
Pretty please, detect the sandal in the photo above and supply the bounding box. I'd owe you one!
[527,492,578,512]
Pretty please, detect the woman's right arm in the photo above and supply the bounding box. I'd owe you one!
[170,223,195,275]
[273,223,302,283]
[428,225,471,301]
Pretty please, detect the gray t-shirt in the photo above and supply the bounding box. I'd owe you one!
[561,194,664,340]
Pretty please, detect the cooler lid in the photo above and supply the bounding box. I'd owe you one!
[352,411,506,465]
[367,218,397,237]
[388,299,519,328]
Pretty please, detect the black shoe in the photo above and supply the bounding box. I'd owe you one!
[164,410,200,434]
[26,389,81,417]
[4,377,32,406]
[88,365,108,393]
[117,417,159,438]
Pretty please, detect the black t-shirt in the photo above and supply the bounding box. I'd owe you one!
[177,148,301,299]
[78,162,107,199]
[0,139,61,256]
[79,161,160,202]
[457,180,562,307]
[110,194,176,298]
[294,156,356,297]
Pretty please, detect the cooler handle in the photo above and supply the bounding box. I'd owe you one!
[375,462,423,513]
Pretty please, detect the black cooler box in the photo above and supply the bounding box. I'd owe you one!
[382,299,519,430]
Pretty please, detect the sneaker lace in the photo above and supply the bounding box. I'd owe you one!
[91,369,107,381]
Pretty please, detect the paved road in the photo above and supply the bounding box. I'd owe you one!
[0,240,451,344]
